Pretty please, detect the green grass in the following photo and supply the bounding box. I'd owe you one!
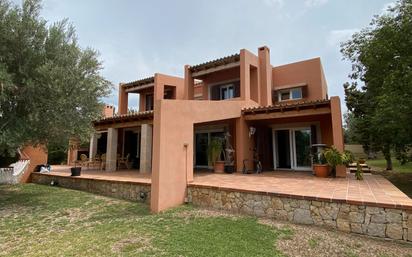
[0,184,290,257]
[367,158,412,173]
[367,158,412,197]
[308,238,318,248]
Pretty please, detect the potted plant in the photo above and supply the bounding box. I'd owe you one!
[208,137,225,173]
[312,151,329,177]
[342,150,355,166]
[223,132,235,173]
[71,162,81,176]
[323,147,345,177]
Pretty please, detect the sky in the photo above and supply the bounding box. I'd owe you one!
[13,0,394,112]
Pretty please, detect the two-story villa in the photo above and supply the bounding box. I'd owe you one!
[70,46,344,212]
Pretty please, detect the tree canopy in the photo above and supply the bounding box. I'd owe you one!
[341,0,412,169]
[0,0,111,163]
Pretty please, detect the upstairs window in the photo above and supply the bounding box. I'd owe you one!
[145,94,154,111]
[210,80,240,100]
[278,87,302,102]
[220,84,234,100]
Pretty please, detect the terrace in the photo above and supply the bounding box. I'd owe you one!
[32,166,412,210]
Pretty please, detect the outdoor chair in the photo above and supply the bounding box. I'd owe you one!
[76,154,89,169]
[117,153,130,170]
[100,153,106,171]
[88,154,101,170]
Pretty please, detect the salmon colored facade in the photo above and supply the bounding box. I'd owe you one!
[88,46,344,213]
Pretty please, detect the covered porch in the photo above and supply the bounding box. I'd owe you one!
[239,98,345,175]
[88,111,154,173]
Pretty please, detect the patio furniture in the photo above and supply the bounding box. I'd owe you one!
[117,153,130,170]
[100,154,106,170]
[76,154,89,169]
[88,154,101,170]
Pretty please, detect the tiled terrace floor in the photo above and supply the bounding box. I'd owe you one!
[45,165,151,184]
[43,166,412,210]
[190,171,412,210]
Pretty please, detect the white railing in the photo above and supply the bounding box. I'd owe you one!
[0,159,30,184]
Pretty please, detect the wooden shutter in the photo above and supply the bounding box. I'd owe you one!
[234,81,240,97]
[272,90,278,104]
[302,86,308,98]
[211,85,220,100]
[310,125,317,145]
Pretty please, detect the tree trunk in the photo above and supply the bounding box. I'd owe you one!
[382,146,392,170]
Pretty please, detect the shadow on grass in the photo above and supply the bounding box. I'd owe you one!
[0,184,151,217]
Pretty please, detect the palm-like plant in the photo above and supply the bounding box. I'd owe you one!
[208,137,224,165]
[323,147,343,177]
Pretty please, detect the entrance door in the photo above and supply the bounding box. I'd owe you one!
[273,128,312,170]
[275,130,291,169]
[294,129,311,169]
[195,133,209,167]
[194,131,225,168]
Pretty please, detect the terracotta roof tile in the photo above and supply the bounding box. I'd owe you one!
[242,99,330,115]
[93,110,153,125]
[122,76,155,90]
[189,53,240,73]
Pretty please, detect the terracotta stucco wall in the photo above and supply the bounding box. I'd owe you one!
[20,145,48,183]
[118,84,128,115]
[151,99,258,213]
[272,57,328,101]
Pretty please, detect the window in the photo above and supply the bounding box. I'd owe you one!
[145,94,154,111]
[278,87,302,101]
[210,81,240,100]
[220,84,234,100]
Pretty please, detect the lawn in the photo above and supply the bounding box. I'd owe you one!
[367,158,412,198]
[367,158,412,173]
[1,184,412,257]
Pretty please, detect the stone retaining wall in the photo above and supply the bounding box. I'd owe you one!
[31,173,151,204]
[188,186,412,242]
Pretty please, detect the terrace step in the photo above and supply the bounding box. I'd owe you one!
[348,163,371,173]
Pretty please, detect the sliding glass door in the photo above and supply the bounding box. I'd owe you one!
[294,129,311,169]
[273,128,312,170]
[194,131,225,168]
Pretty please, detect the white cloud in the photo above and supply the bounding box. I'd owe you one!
[327,29,359,47]
[381,1,396,14]
[304,0,328,8]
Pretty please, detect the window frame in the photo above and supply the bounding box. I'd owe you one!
[145,94,154,111]
[219,84,235,100]
[277,87,303,102]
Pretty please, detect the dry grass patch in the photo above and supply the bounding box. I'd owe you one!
[259,218,412,257]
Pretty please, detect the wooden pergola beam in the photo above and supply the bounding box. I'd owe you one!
[192,62,240,78]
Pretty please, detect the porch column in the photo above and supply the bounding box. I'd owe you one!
[89,133,98,159]
[140,124,153,173]
[330,96,346,177]
[235,117,253,172]
[106,128,118,171]
[184,65,194,100]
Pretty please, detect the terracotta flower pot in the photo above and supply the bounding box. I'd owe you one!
[213,161,225,173]
[313,164,329,178]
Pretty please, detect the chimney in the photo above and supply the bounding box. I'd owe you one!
[103,105,115,118]
[258,46,272,106]
[118,83,128,115]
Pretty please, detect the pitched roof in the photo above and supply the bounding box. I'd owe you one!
[189,53,240,73]
[93,110,154,126]
[122,76,155,90]
[241,99,331,115]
